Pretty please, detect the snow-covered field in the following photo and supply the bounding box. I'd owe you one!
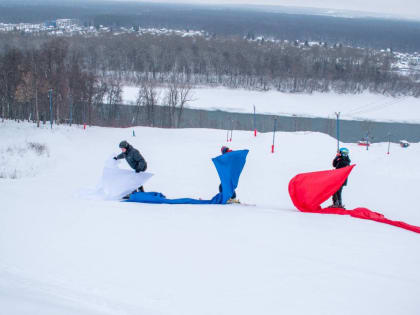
[123,86,420,123]
[1,120,419,315]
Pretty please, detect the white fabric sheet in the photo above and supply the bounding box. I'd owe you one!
[81,156,153,200]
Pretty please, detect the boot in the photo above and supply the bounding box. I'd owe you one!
[337,197,344,208]
[227,198,240,204]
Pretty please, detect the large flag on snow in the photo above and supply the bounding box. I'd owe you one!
[126,149,249,204]
[288,166,420,234]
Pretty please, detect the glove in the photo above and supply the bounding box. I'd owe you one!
[113,157,117,160]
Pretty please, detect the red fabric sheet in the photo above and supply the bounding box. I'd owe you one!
[288,165,420,234]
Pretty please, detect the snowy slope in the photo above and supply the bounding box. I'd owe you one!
[123,86,420,123]
[1,120,419,315]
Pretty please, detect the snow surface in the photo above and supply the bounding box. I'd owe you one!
[1,120,420,315]
[123,86,420,123]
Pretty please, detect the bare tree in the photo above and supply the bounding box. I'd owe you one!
[163,71,194,127]
[137,79,160,126]
[134,86,144,125]
[176,82,193,128]
[101,77,122,124]
[0,48,23,121]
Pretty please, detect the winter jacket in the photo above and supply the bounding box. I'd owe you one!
[116,144,147,172]
[333,154,351,185]
[333,154,351,169]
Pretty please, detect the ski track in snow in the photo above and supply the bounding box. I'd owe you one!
[1,120,420,315]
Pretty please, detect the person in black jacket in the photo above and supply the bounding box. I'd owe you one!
[114,140,147,194]
[331,147,351,208]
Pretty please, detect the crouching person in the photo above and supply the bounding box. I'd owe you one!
[114,140,148,198]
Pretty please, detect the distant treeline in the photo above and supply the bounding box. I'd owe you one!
[0,38,101,126]
[0,34,193,127]
[1,33,419,127]
[2,2,420,52]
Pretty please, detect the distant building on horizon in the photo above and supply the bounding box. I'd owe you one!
[44,20,57,28]
[56,19,78,28]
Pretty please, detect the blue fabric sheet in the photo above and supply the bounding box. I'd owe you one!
[125,149,249,204]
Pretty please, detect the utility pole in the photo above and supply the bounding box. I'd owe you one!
[335,112,340,152]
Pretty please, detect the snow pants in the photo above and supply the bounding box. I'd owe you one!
[332,185,344,206]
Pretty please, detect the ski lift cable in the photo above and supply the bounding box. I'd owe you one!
[343,98,397,115]
[347,98,405,116]
[343,97,406,117]
[342,98,387,115]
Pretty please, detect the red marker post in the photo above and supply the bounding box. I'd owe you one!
[272,118,277,153]
[230,119,233,142]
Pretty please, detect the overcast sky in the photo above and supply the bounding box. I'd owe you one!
[115,0,420,20]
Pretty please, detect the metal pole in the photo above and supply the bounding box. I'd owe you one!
[387,133,391,155]
[48,89,53,129]
[230,119,233,142]
[253,105,257,137]
[335,112,340,152]
[272,118,277,153]
[366,132,369,151]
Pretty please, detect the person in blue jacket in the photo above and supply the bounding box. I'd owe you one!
[219,146,238,203]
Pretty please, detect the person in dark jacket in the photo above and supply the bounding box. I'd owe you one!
[331,147,351,208]
[114,140,147,194]
[219,146,237,202]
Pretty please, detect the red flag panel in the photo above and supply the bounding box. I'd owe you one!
[288,166,420,234]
